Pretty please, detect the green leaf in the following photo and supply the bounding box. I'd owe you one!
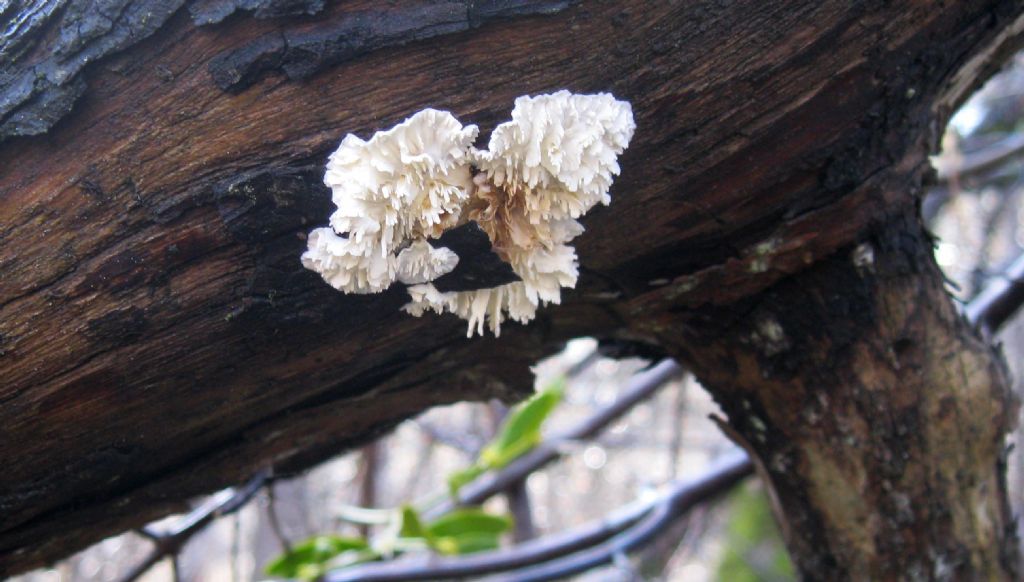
[433,532,502,555]
[427,508,513,538]
[447,464,486,497]
[329,548,383,569]
[480,380,564,469]
[265,535,369,580]
[397,505,430,540]
[715,484,795,582]
[445,380,565,498]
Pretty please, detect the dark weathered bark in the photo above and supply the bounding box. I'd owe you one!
[1,0,1022,577]
[647,207,1021,578]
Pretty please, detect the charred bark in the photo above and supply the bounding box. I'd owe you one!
[1,0,1022,577]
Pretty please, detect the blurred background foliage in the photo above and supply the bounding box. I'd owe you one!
[713,485,792,582]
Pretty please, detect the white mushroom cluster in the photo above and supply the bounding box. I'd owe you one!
[301,109,476,293]
[302,91,635,336]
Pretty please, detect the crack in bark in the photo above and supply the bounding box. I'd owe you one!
[206,1,575,94]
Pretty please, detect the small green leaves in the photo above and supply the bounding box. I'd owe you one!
[264,535,372,581]
[428,508,513,537]
[399,505,513,556]
[448,380,564,496]
[397,505,428,539]
[266,381,561,578]
[482,379,564,468]
[266,507,513,579]
[447,464,486,498]
[433,531,504,555]
[428,509,513,555]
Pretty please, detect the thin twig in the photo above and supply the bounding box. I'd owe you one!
[415,419,482,456]
[117,468,270,582]
[668,375,688,478]
[489,400,537,543]
[964,250,1024,335]
[486,453,751,582]
[400,434,436,501]
[565,347,600,378]
[934,133,1024,184]
[505,479,536,543]
[265,482,293,554]
[323,453,751,582]
[423,359,685,520]
[356,442,381,537]
[231,513,242,582]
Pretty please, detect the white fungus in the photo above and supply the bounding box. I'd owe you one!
[395,241,459,285]
[472,90,636,223]
[404,282,536,338]
[301,228,396,294]
[302,91,635,336]
[302,108,477,294]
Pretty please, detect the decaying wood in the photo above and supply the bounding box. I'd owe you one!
[1,0,1023,577]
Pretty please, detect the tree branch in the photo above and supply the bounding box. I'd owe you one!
[964,250,1024,334]
[924,132,1024,223]
[485,453,750,582]
[265,482,294,554]
[415,419,484,456]
[423,359,684,519]
[116,468,270,582]
[115,251,1024,582]
[934,133,1024,184]
[323,452,751,582]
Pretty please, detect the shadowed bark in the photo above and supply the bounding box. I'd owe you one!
[1,0,1022,577]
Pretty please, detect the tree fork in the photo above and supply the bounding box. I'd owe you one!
[653,205,1021,579]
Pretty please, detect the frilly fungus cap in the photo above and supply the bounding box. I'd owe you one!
[302,92,635,336]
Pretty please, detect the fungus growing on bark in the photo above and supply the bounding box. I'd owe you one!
[302,91,634,336]
[396,241,459,285]
[301,108,477,293]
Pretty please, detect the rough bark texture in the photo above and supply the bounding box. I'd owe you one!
[1,0,1022,577]
[649,208,1021,579]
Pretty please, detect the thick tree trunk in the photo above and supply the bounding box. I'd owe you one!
[647,206,1021,579]
[1,0,1022,577]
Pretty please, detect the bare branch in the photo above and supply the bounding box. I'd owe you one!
[489,401,536,543]
[485,452,752,582]
[116,358,681,582]
[924,133,1024,223]
[116,468,270,582]
[356,442,382,537]
[414,419,483,456]
[323,452,751,582]
[934,133,1024,184]
[424,359,685,519]
[964,251,1024,335]
[265,482,293,554]
[314,359,705,582]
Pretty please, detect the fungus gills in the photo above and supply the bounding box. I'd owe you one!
[301,91,635,336]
